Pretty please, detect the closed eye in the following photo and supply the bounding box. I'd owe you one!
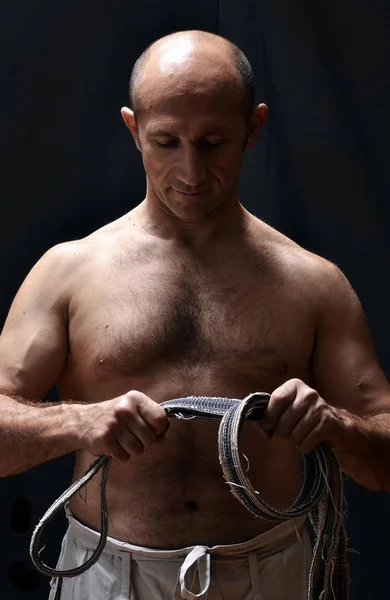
[202,139,223,148]
[156,140,179,148]
[154,138,225,149]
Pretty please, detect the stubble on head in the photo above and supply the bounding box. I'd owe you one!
[123,31,265,239]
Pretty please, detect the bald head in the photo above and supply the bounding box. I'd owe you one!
[129,31,255,120]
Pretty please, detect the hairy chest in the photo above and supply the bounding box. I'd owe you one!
[65,258,314,387]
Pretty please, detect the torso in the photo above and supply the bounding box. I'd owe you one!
[57,208,318,548]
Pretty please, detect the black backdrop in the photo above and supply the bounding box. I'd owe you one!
[1,1,390,598]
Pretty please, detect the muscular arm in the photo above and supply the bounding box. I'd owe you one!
[0,244,82,476]
[312,262,390,491]
[0,242,168,477]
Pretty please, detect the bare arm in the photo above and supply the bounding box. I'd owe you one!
[0,243,168,477]
[312,262,390,491]
[0,244,83,475]
[261,256,390,492]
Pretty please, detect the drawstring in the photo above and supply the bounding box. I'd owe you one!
[248,553,263,600]
[177,546,211,599]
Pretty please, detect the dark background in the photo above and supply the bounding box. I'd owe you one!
[1,0,390,598]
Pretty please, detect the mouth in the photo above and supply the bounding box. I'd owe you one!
[173,188,207,196]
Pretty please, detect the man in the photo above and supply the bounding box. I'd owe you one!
[1,29,389,600]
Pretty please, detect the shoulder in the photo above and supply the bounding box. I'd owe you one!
[281,239,357,310]
[26,225,112,306]
[9,241,89,318]
[35,239,89,288]
[37,212,147,298]
[38,214,131,279]
[249,215,357,306]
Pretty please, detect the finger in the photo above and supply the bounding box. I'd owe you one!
[289,412,322,451]
[127,414,157,449]
[253,421,273,440]
[296,421,325,454]
[263,379,300,431]
[155,419,170,444]
[106,439,131,463]
[272,399,309,439]
[136,393,169,435]
[116,428,145,457]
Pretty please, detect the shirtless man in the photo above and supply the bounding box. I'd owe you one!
[1,30,390,600]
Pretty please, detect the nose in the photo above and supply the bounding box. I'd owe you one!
[176,144,206,188]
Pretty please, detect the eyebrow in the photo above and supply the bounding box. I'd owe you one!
[148,128,229,137]
[148,128,176,137]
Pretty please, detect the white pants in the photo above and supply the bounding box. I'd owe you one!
[49,508,312,600]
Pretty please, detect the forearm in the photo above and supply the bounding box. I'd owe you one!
[331,409,390,492]
[0,395,82,476]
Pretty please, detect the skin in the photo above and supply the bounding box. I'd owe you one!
[0,31,390,550]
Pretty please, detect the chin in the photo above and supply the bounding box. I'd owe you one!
[176,198,224,218]
[172,207,214,222]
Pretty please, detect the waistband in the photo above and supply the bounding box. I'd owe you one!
[65,504,305,560]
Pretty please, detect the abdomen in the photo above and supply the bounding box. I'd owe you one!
[70,419,303,548]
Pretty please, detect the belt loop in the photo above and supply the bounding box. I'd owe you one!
[178,545,211,599]
[248,552,264,600]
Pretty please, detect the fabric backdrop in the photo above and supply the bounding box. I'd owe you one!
[0,1,389,598]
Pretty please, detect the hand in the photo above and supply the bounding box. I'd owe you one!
[261,379,344,453]
[76,390,169,463]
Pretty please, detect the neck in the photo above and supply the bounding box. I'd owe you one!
[136,187,250,247]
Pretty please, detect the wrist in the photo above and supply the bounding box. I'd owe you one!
[55,402,86,453]
[327,407,356,451]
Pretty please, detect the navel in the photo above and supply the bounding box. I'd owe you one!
[186,500,198,511]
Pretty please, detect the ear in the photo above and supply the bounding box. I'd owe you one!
[245,103,268,151]
[121,107,141,151]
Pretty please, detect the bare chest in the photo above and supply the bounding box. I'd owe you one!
[62,258,314,394]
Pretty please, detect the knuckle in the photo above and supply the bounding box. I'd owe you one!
[297,389,318,410]
[287,378,303,391]
[270,388,283,401]
[306,387,319,400]
[123,391,140,408]
[117,397,136,417]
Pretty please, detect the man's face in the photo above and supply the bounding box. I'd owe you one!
[132,91,254,222]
